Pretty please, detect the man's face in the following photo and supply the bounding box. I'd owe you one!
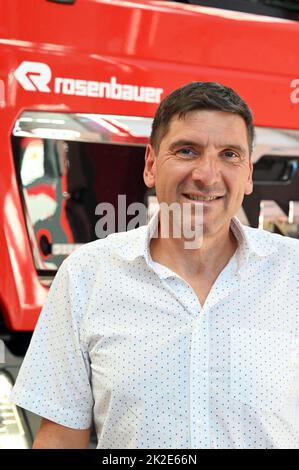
[144,109,253,237]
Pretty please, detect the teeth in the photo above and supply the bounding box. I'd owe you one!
[187,195,218,201]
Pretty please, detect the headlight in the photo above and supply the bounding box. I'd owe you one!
[0,371,31,449]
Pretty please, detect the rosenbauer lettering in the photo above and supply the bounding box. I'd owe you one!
[14,61,164,104]
[54,76,163,103]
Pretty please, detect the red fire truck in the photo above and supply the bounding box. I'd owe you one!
[1,0,299,447]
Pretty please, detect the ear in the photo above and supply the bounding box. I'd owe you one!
[244,159,253,195]
[143,144,157,189]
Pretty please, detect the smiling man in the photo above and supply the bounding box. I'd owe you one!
[10,82,299,449]
[144,95,253,307]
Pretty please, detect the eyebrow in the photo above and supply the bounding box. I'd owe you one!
[169,139,247,155]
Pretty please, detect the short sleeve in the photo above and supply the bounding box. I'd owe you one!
[9,261,93,429]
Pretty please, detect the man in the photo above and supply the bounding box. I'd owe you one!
[10,82,299,448]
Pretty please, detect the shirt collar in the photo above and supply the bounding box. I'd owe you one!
[116,210,278,271]
[115,209,159,263]
[229,217,278,273]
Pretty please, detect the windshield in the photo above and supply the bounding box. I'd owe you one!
[12,112,151,273]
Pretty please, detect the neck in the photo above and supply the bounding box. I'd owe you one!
[150,220,238,278]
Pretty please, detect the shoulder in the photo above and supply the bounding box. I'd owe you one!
[63,225,147,271]
[242,224,299,257]
[56,227,147,309]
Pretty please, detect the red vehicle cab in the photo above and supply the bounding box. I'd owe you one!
[1,0,299,447]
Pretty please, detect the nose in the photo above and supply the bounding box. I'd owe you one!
[191,153,221,186]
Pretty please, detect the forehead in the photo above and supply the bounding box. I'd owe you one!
[161,110,248,148]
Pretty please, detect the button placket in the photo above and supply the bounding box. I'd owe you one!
[190,310,211,448]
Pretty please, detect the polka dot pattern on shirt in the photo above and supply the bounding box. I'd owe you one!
[10,215,299,448]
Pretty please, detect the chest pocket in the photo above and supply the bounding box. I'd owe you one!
[230,327,299,412]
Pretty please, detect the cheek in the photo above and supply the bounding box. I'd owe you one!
[227,168,250,191]
[157,162,189,186]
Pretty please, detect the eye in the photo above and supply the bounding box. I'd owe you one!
[176,148,197,158]
[221,150,239,160]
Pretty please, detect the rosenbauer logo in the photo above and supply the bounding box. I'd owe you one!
[14,61,164,104]
[14,61,52,92]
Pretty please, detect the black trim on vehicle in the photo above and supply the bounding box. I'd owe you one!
[173,0,299,20]
[46,0,76,5]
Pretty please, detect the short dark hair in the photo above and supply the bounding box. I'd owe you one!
[150,81,255,155]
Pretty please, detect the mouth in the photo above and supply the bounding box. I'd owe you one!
[182,193,224,203]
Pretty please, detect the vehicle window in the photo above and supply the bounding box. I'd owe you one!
[12,113,151,271]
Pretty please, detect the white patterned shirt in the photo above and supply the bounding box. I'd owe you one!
[10,214,299,448]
